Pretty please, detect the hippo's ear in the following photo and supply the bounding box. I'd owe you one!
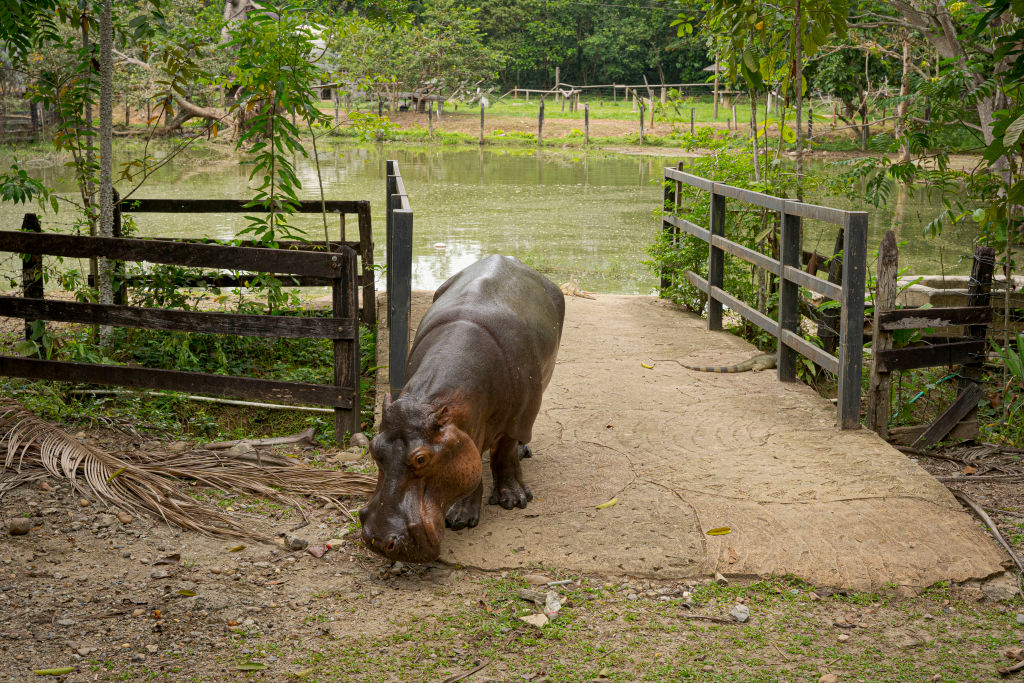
[430,405,451,428]
[382,393,394,414]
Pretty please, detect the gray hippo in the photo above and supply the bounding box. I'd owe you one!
[359,255,565,563]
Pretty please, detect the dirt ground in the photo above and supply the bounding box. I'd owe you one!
[2,294,1023,681]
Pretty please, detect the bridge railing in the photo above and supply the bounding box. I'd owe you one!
[661,167,868,429]
[385,160,413,397]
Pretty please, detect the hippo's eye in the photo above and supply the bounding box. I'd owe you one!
[410,449,431,468]
[415,453,428,466]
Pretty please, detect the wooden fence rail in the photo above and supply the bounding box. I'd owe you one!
[385,160,414,398]
[661,166,868,429]
[2,198,373,441]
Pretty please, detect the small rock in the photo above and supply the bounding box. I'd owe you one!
[325,538,345,550]
[350,432,370,449]
[224,443,255,457]
[307,544,328,558]
[77,646,95,656]
[818,675,838,683]
[1016,613,1024,625]
[519,613,548,628]
[117,512,133,524]
[167,441,188,452]
[150,570,169,579]
[388,562,405,576]
[729,604,750,623]
[626,593,639,601]
[146,644,158,654]
[79,498,90,507]
[702,665,714,672]
[132,608,146,618]
[8,518,31,536]
[38,481,52,492]
[56,618,75,626]
[714,572,728,586]
[837,634,850,643]
[95,514,117,528]
[522,573,554,586]
[284,534,308,551]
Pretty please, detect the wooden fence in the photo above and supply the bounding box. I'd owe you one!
[385,160,413,397]
[661,167,868,429]
[1,198,376,441]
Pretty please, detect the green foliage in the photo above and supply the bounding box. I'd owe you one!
[0,160,57,212]
[990,333,1024,444]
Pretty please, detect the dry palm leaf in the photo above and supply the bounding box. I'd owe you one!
[0,398,375,542]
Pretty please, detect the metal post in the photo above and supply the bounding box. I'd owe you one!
[837,212,868,429]
[777,210,801,382]
[707,189,726,331]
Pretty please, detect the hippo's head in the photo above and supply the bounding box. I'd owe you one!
[359,394,481,563]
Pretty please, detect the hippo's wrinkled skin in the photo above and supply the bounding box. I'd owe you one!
[359,255,565,563]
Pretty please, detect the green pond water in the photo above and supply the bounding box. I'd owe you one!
[0,143,980,294]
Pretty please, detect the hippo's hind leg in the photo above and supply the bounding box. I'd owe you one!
[488,436,533,510]
[445,482,482,531]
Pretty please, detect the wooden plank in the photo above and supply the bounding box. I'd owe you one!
[867,230,898,438]
[959,245,996,390]
[712,182,787,212]
[874,340,987,373]
[879,305,992,331]
[664,166,713,191]
[357,202,376,328]
[122,198,367,214]
[818,228,845,355]
[0,356,353,408]
[779,329,840,375]
[707,192,725,331]
[20,213,43,340]
[889,419,978,446]
[913,383,985,449]
[148,237,363,252]
[777,212,801,382]
[838,213,868,430]
[711,235,780,275]
[782,265,843,300]
[781,201,857,226]
[684,271,779,339]
[389,206,414,396]
[95,274,339,289]
[333,247,361,440]
[664,214,710,242]
[0,231,342,278]
[0,297,356,339]
[660,176,673,294]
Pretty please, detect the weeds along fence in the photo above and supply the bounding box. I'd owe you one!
[385,160,413,398]
[0,198,376,441]
[660,166,868,430]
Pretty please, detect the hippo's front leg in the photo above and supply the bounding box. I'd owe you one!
[445,482,482,530]
[488,436,533,510]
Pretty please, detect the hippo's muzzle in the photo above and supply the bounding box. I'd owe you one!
[358,498,443,563]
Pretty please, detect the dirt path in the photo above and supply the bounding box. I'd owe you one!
[381,292,1006,591]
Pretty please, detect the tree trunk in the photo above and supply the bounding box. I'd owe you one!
[80,15,98,295]
[98,0,114,312]
[794,0,804,199]
[897,36,911,162]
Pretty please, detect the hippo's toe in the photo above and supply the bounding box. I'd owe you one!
[445,495,481,531]
[488,482,533,510]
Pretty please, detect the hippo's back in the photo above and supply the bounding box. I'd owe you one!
[409,256,564,442]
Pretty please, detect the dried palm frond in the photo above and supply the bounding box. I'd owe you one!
[0,398,375,542]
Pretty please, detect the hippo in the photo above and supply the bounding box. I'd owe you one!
[359,255,565,563]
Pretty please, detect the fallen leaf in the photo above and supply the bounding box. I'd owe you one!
[477,599,493,613]
[706,527,731,536]
[641,362,654,369]
[596,497,617,509]
[177,589,196,597]
[962,465,978,475]
[153,554,180,566]
[227,545,246,552]
[33,667,75,676]
[237,663,267,671]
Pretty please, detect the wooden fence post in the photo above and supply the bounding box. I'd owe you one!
[958,245,996,390]
[660,172,673,295]
[731,103,737,130]
[427,102,433,136]
[690,108,695,135]
[584,103,589,145]
[818,228,845,355]
[480,102,485,144]
[778,210,802,382]
[538,99,544,144]
[20,213,43,340]
[867,230,898,437]
[639,104,645,143]
[388,203,413,398]
[707,188,725,331]
[838,212,868,429]
[650,98,655,127]
[357,203,376,327]
[333,247,361,441]
[112,188,127,305]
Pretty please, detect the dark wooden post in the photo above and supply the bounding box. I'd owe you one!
[777,210,802,382]
[332,247,361,441]
[707,188,725,331]
[958,245,996,390]
[818,228,845,355]
[538,100,544,144]
[639,104,645,143]
[838,211,868,429]
[20,213,43,340]
[112,188,127,305]
[479,102,485,144]
[867,230,898,437]
[584,104,589,145]
[690,108,695,135]
[388,200,413,398]
[357,202,376,327]
[427,101,433,136]
[660,170,673,295]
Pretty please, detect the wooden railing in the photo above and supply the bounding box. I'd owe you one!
[661,167,869,429]
[3,198,375,441]
[385,160,413,397]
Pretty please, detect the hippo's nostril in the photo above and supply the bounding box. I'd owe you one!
[385,538,397,552]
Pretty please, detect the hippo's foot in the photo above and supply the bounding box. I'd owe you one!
[488,479,533,510]
[518,444,533,460]
[445,486,482,531]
